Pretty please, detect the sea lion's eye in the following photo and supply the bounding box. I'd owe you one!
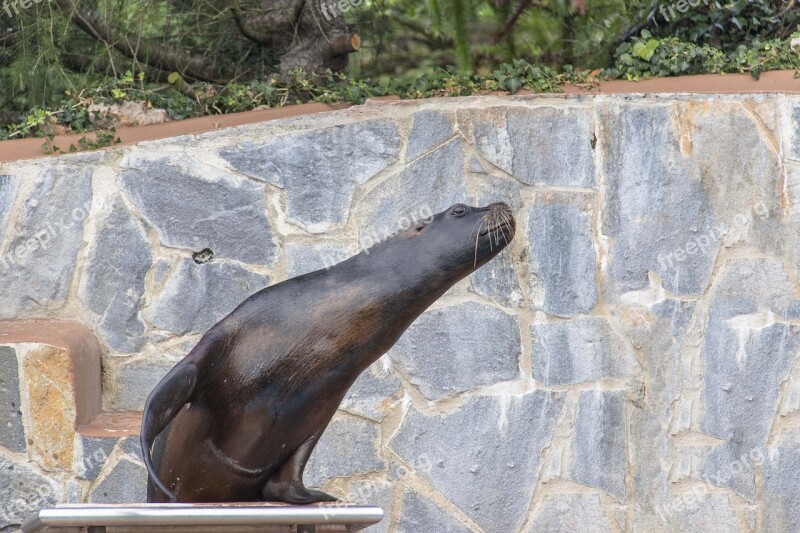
[451,205,468,216]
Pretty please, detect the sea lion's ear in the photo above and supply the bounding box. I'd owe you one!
[140,361,198,502]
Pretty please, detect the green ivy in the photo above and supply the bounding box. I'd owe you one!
[0,61,589,142]
[2,36,799,146]
[606,30,800,80]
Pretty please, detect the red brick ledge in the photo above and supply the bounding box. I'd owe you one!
[0,320,141,436]
[1,70,799,164]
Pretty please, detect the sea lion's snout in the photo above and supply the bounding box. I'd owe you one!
[437,201,517,271]
[480,202,516,240]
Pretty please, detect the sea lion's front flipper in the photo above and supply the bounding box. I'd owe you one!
[262,430,339,504]
[140,361,198,502]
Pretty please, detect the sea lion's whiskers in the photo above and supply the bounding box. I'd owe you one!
[492,212,501,248]
[469,215,485,239]
[499,212,512,246]
[473,214,487,267]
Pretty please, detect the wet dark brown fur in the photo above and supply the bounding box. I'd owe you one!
[141,202,515,503]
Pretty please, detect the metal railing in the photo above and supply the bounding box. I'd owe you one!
[21,503,383,533]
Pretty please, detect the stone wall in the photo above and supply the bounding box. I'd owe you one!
[1,94,800,532]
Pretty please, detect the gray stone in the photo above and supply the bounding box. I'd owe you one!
[469,249,523,308]
[677,101,784,262]
[357,140,468,249]
[406,111,455,161]
[531,317,640,386]
[458,105,595,187]
[151,259,171,286]
[0,174,19,237]
[785,300,800,321]
[0,167,92,317]
[708,258,800,318]
[792,105,800,161]
[600,104,718,297]
[79,197,151,353]
[527,199,597,317]
[699,259,800,499]
[388,302,521,400]
[344,478,395,533]
[469,173,523,212]
[0,347,24,453]
[764,429,800,532]
[0,455,59,528]
[79,437,116,480]
[570,390,627,500]
[285,242,351,277]
[65,480,84,503]
[388,391,565,531]
[607,100,784,296]
[305,415,385,488]
[120,436,144,461]
[340,362,403,421]
[628,298,697,529]
[114,360,173,411]
[665,494,741,533]
[221,120,400,233]
[467,156,486,174]
[145,258,268,336]
[526,493,614,533]
[120,156,275,264]
[88,457,147,503]
[398,489,474,533]
[652,299,697,341]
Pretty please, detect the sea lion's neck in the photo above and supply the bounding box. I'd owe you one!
[328,239,468,374]
[350,238,461,309]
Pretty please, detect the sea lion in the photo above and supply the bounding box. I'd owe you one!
[141,201,516,503]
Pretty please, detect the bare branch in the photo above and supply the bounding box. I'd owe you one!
[53,0,219,81]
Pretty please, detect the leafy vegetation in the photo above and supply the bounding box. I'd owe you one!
[0,0,798,143]
[0,62,590,140]
[606,30,800,80]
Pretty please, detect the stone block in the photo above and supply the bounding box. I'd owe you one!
[79,197,151,353]
[388,391,564,531]
[120,156,275,264]
[145,257,268,335]
[220,119,400,233]
[570,390,627,500]
[531,317,640,386]
[389,302,520,400]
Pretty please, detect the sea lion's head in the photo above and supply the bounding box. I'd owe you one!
[429,201,515,265]
[390,202,516,287]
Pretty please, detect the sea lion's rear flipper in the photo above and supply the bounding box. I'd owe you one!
[262,430,339,504]
[140,361,198,502]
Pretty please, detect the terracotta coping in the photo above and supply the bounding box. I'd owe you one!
[1,70,799,164]
[0,320,141,436]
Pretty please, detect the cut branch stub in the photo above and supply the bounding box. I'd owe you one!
[330,34,361,58]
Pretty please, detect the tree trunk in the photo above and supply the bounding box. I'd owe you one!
[237,0,360,75]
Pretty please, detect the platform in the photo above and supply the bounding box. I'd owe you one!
[20,503,384,533]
